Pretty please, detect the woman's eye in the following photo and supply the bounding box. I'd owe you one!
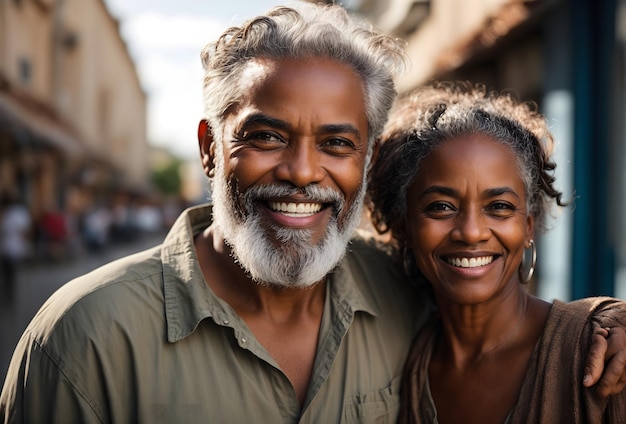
[488,201,516,216]
[425,202,455,216]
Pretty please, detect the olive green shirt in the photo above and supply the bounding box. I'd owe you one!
[1,204,431,423]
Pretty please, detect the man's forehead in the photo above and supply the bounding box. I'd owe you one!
[240,57,360,89]
[224,57,368,138]
[239,59,276,92]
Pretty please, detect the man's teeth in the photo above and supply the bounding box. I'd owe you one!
[447,256,493,268]
[269,202,322,217]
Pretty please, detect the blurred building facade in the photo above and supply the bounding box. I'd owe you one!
[325,0,626,300]
[0,0,149,234]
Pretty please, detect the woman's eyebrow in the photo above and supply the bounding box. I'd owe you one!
[419,185,458,198]
[485,187,521,199]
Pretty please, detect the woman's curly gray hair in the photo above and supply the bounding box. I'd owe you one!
[368,81,569,245]
[200,3,407,153]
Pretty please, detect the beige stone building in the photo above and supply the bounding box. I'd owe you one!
[336,0,542,95]
[0,0,148,219]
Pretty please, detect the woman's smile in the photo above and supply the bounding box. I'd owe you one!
[406,133,534,304]
[444,255,494,268]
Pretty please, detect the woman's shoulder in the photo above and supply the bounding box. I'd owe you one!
[552,296,626,326]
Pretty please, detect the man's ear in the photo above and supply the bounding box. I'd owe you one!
[198,119,215,178]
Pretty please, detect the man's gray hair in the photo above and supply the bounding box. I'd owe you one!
[200,3,406,148]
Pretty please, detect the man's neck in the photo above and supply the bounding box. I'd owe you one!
[194,225,327,312]
[193,225,326,406]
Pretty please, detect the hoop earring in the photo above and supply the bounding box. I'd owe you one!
[402,245,415,277]
[519,239,537,284]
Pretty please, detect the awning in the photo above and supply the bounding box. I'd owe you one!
[433,0,548,74]
[0,87,85,156]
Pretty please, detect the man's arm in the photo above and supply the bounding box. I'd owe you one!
[584,326,626,396]
[1,334,104,424]
[582,298,626,397]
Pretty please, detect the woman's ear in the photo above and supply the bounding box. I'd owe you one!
[198,119,215,178]
[525,214,535,244]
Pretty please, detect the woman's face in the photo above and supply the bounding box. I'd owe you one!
[405,134,534,305]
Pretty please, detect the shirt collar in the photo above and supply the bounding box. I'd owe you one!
[326,240,380,318]
[161,204,378,343]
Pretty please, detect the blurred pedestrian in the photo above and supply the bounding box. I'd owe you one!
[82,204,112,252]
[0,194,31,300]
[38,207,68,260]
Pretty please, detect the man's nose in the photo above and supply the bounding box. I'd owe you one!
[274,141,325,187]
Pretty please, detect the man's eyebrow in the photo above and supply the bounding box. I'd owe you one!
[319,123,362,141]
[240,113,362,140]
[240,113,290,131]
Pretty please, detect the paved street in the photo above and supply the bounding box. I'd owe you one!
[0,232,167,384]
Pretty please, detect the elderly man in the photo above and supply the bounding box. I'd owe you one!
[1,3,625,423]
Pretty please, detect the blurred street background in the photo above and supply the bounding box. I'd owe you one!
[2,0,626,383]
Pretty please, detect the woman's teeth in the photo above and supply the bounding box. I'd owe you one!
[446,256,493,268]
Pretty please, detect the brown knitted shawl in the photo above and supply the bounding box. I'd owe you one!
[399,297,626,424]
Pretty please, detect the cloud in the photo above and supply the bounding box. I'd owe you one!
[138,54,204,158]
[116,12,229,158]
[122,12,226,53]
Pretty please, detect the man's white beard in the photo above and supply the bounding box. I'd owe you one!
[210,163,366,289]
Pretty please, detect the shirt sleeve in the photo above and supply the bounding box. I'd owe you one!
[586,296,626,330]
[1,332,105,424]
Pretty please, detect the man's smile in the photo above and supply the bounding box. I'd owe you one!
[268,201,323,217]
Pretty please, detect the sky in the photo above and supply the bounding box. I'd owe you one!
[104,0,305,159]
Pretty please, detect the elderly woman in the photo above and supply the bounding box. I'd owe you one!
[368,82,626,423]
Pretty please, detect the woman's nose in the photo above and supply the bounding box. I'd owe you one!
[450,209,491,244]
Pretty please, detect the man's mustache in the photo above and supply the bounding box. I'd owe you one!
[242,184,346,216]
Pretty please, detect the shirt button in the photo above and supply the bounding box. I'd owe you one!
[223,319,229,325]
[241,338,247,344]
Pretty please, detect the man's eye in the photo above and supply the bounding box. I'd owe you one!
[490,202,515,211]
[240,131,285,148]
[321,137,357,155]
[250,132,282,142]
[324,138,354,148]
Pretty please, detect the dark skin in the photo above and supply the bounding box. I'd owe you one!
[194,57,370,406]
[429,297,551,423]
[406,135,626,422]
[194,228,325,404]
[588,327,626,396]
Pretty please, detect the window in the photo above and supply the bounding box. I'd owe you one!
[18,58,32,86]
